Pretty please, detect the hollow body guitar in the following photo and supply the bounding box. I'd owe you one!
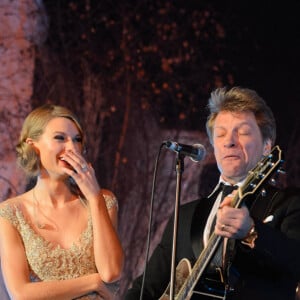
[159,146,283,300]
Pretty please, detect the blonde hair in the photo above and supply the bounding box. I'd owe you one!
[16,104,84,177]
[206,86,276,145]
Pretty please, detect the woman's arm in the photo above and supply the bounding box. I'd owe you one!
[87,189,124,283]
[0,217,107,300]
[59,150,124,283]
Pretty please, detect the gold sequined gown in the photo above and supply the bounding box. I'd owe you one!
[0,194,118,300]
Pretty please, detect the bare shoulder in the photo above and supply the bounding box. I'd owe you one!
[0,191,33,230]
[101,188,117,199]
[0,191,32,211]
[0,196,20,209]
[101,189,118,210]
[0,196,23,227]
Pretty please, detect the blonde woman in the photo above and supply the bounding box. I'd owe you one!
[0,104,124,299]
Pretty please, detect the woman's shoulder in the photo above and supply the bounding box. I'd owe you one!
[101,189,118,210]
[101,188,116,198]
[0,197,21,226]
[0,192,31,221]
[1,190,32,206]
[0,196,20,210]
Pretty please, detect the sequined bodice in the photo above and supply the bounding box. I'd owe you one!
[0,194,117,299]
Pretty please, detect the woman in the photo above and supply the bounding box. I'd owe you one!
[0,104,124,299]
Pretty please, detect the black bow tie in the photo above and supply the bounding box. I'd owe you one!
[220,183,238,199]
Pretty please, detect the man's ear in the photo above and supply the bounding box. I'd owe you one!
[263,139,272,156]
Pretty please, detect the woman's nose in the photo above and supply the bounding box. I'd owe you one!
[65,139,78,152]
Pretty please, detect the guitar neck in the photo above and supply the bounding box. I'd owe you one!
[176,233,222,300]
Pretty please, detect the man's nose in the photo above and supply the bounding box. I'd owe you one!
[224,133,236,147]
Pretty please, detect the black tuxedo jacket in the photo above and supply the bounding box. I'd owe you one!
[125,185,300,300]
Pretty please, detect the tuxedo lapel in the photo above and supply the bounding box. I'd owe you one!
[245,184,279,221]
[190,187,222,259]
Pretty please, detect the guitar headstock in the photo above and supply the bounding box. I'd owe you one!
[239,145,284,199]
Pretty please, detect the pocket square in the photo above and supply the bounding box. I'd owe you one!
[263,215,274,223]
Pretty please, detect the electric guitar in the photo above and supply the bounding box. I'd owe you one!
[160,145,283,300]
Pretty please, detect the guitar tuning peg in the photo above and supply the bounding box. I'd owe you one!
[277,168,286,174]
[261,188,267,197]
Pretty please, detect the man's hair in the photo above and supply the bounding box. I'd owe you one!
[205,86,276,145]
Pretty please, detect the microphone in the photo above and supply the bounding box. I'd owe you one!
[164,141,206,162]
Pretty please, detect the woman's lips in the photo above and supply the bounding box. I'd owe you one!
[59,157,74,170]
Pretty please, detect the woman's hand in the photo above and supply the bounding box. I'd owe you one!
[93,274,115,300]
[61,151,124,282]
[96,284,114,300]
[60,150,101,199]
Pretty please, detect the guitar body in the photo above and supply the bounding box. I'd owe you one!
[159,258,192,300]
[159,258,226,300]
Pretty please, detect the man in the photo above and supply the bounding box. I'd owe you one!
[125,86,300,300]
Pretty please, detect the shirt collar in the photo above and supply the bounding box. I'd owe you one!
[207,176,246,198]
[218,176,246,188]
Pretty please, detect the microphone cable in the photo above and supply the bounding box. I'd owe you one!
[139,142,165,300]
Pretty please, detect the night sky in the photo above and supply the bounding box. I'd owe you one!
[217,1,300,150]
[41,1,300,152]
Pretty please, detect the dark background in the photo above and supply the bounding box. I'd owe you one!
[35,0,300,153]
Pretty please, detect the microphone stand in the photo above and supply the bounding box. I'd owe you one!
[169,153,185,300]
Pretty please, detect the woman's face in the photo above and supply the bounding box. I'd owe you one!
[31,117,83,178]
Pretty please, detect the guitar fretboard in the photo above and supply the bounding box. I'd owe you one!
[177,233,222,299]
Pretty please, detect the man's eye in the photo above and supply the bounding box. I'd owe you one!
[214,131,225,138]
[239,131,250,135]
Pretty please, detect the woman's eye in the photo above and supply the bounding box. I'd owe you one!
[74,136,83,143]
[54,135,65,141]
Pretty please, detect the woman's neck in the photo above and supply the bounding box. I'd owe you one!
[33,177,76,208]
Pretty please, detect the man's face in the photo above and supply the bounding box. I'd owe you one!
[212,110,271,184]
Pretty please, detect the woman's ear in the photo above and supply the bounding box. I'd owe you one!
[26,138,39,154]
[26,138,33,145]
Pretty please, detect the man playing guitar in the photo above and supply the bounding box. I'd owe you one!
[125,87,300,300]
